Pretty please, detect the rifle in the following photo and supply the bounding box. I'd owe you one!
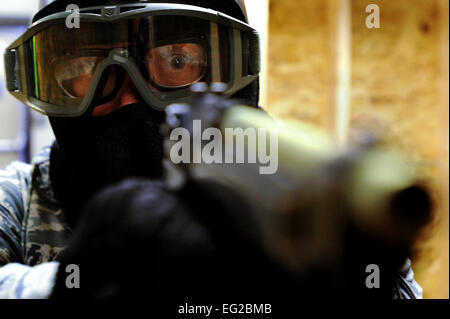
[161,84,432,297]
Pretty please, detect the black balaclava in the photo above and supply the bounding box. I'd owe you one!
[37,0,260,228]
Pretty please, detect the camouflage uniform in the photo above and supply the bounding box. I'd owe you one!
[0,146,423,298]
[0,146,71,298]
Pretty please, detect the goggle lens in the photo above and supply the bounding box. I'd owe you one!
[145,43,207,89]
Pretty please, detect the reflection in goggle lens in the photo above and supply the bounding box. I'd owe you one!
[54,57,114,98]
[145,43,207,88]
[53,42,207,99]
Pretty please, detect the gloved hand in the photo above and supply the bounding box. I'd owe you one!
[49,178,293,303]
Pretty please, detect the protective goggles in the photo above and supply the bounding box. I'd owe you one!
[4,3,260,117]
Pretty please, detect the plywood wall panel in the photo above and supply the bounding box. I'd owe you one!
[267,0,333,129]
[267,0,448,298]
[350,0,447,299]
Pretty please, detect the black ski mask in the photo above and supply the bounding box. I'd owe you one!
[49,103,165,227]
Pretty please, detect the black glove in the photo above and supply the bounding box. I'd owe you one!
[50,178,294,304]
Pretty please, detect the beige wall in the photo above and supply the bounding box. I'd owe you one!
[268,0,449,298]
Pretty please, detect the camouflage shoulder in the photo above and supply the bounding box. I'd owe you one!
[0,145,52,193]
[392,259,423,299]
[24,145,71,265]
[0,160,32,190]
[0,145,59,265]
[0,145,54,214]
[30,145,58,204]
[0,160,33,264]
[0,160,33,221]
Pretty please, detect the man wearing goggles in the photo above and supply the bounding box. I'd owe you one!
[0,0,422,300]
[0,0,262,299]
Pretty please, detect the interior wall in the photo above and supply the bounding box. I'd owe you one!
[246,0,270,108]
[268,0,449,298]
[0,2,55,168]
[267,0,333,128]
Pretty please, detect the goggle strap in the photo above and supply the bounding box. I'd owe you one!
[4,49,22,93]
[210,22,221,83]
[248,30,261,75]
